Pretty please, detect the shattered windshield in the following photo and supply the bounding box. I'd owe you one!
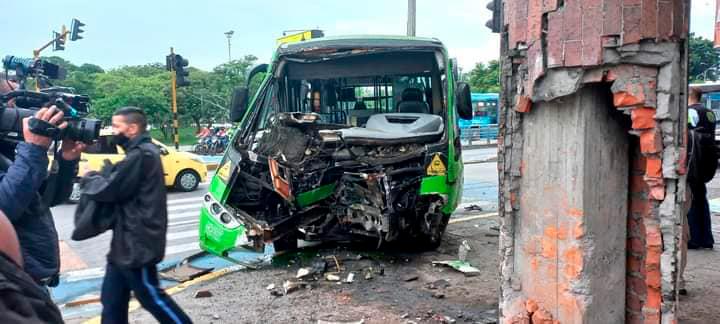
[255,51,445,129]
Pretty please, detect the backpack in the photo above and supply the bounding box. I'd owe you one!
[688,128,719,184]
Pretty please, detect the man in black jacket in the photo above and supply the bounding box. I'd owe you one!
[687,88,716,249]
[1,74,84,288]
[81,107,191,324]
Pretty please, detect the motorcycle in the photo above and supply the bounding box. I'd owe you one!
[193,137,209,155]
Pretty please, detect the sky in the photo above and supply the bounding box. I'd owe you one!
[0,1,716,72]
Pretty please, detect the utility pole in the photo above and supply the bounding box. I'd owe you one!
[225,30,234,63]
[407,0,416,37]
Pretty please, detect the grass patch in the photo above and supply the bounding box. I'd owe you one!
[150,127,198,146]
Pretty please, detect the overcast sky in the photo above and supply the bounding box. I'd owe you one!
[0,0,715,72]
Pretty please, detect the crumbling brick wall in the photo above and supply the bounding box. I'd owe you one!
[492,1,690,323]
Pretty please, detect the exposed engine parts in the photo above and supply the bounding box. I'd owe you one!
[226,112,448,249]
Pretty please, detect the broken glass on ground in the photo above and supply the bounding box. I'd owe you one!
[432,260,481,277]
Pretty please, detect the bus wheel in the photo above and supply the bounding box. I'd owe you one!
[417,212,450,250]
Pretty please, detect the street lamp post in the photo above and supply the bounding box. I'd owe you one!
[407,0,416,37]
[224,30,234,63]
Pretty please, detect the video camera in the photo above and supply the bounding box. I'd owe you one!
[2,55,66,81]
[1,56,101,144]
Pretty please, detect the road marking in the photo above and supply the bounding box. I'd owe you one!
[167,196,203,205]
[63,267,105,282]
[169,219,199,227]
[167,202,203,212]
[165,242,201,256]
[168,210,200,220]
[167,229,198,241]
[449,212,498,224]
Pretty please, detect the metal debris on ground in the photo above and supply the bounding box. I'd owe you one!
[403,274,419,282]
[464,204,483,212]
[364,270,373,280]
[313,259,328,273]
[283,280,306,295]
[331,255,342,272]
[266,284,275,290]
[426,279,451,290]
[363,266,382,280]
[325,273,341,281]
[193,290,213,298]
[458,240,471,261]
[432,261,481,277]
[345,272,355,283]
[297,267,312,279]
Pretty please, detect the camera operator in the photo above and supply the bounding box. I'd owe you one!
[0,73,86,289]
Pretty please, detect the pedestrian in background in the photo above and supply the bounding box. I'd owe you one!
[80,107,192,324]
[687,88,717,250]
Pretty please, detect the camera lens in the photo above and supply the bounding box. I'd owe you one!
[62,118,102,144]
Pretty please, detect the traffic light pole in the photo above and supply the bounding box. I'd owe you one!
[33,26,68,59]
[170,47,180,150]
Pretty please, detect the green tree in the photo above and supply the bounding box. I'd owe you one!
[91,68,169,126]
[30,54,264,137]
[689,33,720,82]
[466,60,500,93]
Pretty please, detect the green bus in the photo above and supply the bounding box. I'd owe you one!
[199,35,473,257]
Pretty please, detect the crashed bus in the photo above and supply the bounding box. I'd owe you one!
[199,35,473,257]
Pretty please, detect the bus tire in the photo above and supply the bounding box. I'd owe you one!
[416,212,451,250]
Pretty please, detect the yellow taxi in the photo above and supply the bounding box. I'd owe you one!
[66,129,208,202]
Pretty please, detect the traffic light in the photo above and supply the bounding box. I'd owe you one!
[70,19,85,41]
[485,0,502,33]
[53,31,66,51]
[165,54,174,71]
[174,54,190,87]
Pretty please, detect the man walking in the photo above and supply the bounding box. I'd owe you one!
[81,107,191,323]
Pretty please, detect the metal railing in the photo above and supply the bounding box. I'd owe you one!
[460,124,498,146]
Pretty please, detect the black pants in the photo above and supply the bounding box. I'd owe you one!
[101,263,192,324]
[688,182,715,248]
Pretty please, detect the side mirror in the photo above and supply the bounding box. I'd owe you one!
[155,144,169,155]
[229,87,249,123]
[456,82,473,120]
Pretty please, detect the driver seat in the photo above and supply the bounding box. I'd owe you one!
[397,88,430,114]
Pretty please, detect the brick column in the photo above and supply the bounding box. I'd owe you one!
[493,1,690,323]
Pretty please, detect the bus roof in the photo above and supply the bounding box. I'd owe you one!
[277,35,445,55]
